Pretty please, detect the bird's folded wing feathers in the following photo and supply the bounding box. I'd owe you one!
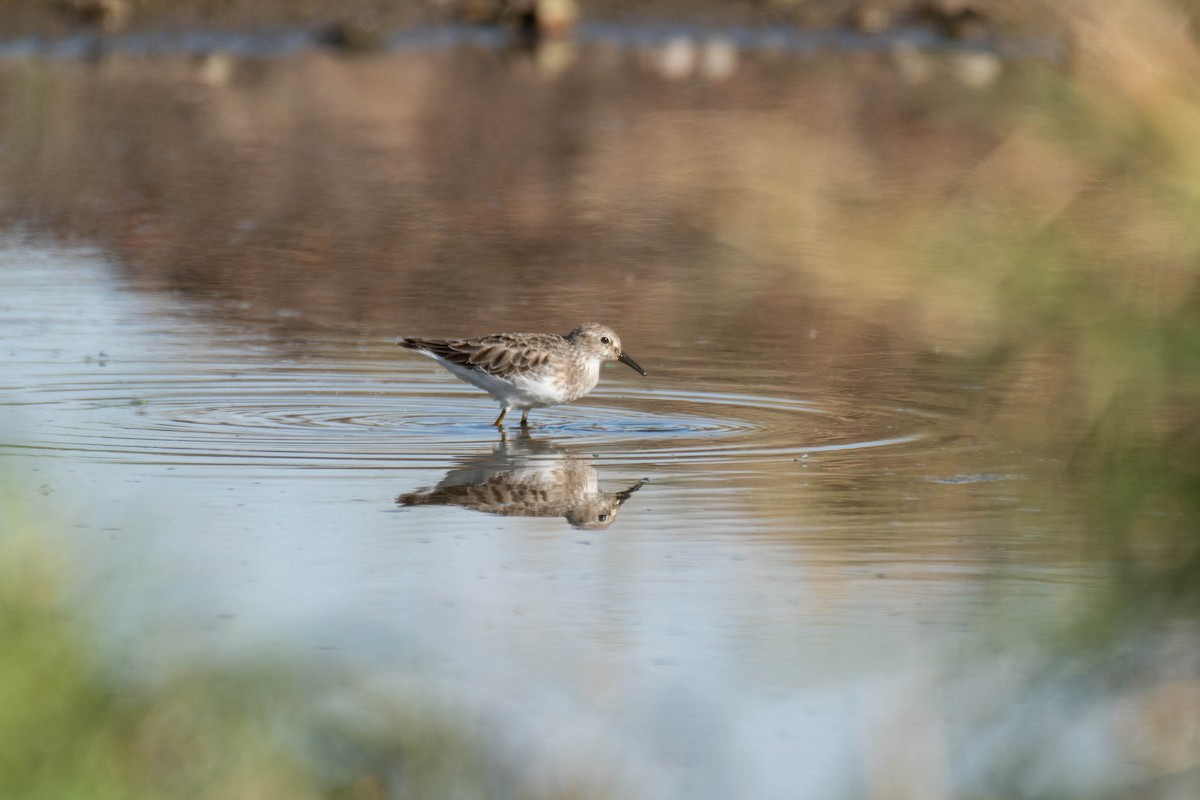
[401,334,555,379]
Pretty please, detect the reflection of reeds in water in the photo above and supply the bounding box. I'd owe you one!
[398,430,643,529]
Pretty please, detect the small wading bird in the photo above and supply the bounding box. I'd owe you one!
[398,322,647,427]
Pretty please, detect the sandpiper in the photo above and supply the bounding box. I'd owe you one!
[398,322,647,427]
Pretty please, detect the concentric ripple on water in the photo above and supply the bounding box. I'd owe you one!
[3,364,945,469]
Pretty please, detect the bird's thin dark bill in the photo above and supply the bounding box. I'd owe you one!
[618,352,648,376]
[617,479,647,502]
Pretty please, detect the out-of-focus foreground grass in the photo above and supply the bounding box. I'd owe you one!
[949,1,1200,619]
[0,515,599,800]
[731,0,1200,619]
[794,5,1200,792]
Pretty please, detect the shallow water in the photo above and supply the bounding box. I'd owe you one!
[0,238,1106,797]
[2,36,1197,799]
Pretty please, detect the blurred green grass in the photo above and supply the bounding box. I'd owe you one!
[975,3,1200,601]
[0,519,603,800]
[903,2,1200,626]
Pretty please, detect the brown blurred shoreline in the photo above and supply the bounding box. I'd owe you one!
[2,0,1063,44]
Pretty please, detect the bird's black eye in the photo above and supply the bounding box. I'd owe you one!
[600,336,611,345]
[598,514,609,522]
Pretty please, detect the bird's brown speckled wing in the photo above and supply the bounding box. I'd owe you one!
[400,333,558,378]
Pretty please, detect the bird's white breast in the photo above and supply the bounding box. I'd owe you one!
[415,349,602,409]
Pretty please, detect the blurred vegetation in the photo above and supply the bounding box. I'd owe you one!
[0,515,604,800]
[0,0,1062,39]
[947,2,1200,620]
[701,0,1200,635]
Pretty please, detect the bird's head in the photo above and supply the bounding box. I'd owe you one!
[565,323,647,376]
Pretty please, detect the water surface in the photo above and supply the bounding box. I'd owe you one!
[2,35,1197,799]
[0,235,1105,798]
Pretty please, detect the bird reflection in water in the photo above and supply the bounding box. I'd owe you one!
[396,430,645,530]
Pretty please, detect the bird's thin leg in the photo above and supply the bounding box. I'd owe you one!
[520,409,530,427]
[494,407,508,427]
